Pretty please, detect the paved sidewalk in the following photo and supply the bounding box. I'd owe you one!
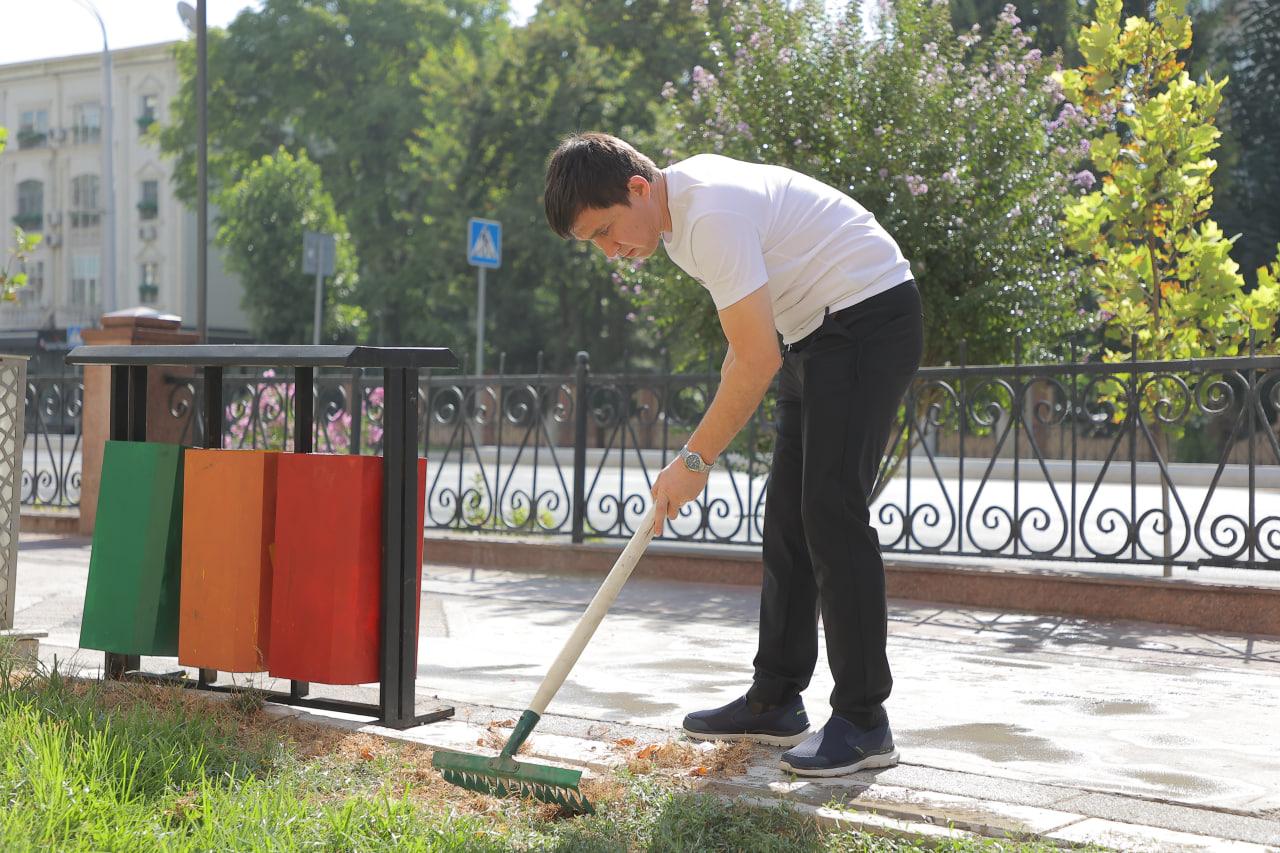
[14,533,1280,850]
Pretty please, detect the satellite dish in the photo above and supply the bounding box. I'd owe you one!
[176,1,197,32]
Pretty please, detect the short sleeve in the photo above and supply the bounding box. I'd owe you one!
[687,213,769,310]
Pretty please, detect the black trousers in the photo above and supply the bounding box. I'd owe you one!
[746,280,923,728]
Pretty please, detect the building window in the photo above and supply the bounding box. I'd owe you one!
[138,180,159,220]
[17,109,49,148]
[138,93,159,133]
[139,262,159,303]
[71,254,100,306]
[17,260,44,306]
[14,180,43,231]
[71,175,101,228]
[72,103,102,144]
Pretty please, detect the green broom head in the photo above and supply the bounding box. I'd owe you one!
[431,710,593,814]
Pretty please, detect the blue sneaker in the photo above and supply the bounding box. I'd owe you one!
[780,715,899,776]
[683,695,811,746]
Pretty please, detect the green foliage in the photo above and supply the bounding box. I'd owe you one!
[635,0,1093,367]
[160,0,509,346]
[215,147,362,343]
[408,0,725,371]
[1059,0,1279,363]
[949,0,1092,59]
[1215,0,1280,284]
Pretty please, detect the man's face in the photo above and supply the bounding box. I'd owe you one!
[569,176,663,261]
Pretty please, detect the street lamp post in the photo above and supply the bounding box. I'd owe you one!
[72,0,115,316]
[177,1,208,342]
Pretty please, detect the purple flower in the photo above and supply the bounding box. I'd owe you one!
[626,312,637,322]
[661,81,676,100]
[904,175,929,196]
[999,4,1021,27]
[1079,138,1091,156]
[691,0,708,14]
[1072,170,1097,190]
[878,167,889,179]
[779,47,796,65]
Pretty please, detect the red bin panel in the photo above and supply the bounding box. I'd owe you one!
[267,454,427,684]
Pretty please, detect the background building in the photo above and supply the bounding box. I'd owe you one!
[0,41,248,372]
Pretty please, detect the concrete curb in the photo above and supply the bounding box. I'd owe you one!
[424,533,1280,636]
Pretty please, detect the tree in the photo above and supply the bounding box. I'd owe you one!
[159,0,509,345]
[634,0,1094,367]
[1059,0,1279,364]
[1216,0,1280,284]
[407,0,725,371]
[215,148,362,344]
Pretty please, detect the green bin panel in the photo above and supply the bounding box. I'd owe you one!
[80,441,185,656]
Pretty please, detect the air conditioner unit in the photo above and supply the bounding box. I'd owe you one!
[139,225,157,242]
[46,212,61,227]
[44,233,61,249]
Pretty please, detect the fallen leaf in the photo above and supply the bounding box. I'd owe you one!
[615,737,636,747]
[360,748,375,761]
[493,719,515,727]
[689,766,708,777]
[637,744,659,760]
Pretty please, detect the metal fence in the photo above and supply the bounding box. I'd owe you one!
[23,371,83,510]
[21,347,1280,571]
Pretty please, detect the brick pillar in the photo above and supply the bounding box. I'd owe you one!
[79,309,199,536]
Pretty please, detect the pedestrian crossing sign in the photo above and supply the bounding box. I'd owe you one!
[467,218,501,269]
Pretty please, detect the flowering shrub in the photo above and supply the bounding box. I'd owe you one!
[222,371,386,454]
[629,0,1095,365]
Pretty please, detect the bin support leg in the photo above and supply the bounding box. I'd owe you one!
[378,368,451,729]
[104,366,148,681]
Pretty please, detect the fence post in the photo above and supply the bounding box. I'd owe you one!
[571,351,590,544]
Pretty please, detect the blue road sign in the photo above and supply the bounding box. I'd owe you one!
[467,218,501,269]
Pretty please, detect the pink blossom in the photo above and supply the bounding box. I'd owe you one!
[905,175,928,196]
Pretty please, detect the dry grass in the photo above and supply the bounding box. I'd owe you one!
[620,737,755,779]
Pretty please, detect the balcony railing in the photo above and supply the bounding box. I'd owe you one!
[54,304,101,329]
[11,213,43,231]
[0,303,52,331]
[16,129,47,149]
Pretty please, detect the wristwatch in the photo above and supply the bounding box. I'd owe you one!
[678,445,716,473]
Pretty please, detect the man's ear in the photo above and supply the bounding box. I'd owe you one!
[628,175,651,198]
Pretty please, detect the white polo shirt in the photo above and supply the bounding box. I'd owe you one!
[661,154,913,344]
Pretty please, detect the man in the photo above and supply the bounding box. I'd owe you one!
[543,132,922,777]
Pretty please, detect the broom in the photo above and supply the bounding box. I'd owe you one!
[432,505,657,814]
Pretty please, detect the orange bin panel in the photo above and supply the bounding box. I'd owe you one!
[178,449,279,673]
[267,454,427,685]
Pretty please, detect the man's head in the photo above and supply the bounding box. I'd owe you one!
[544,132,668,261]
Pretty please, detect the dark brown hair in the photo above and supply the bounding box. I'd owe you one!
[544,132,660,238]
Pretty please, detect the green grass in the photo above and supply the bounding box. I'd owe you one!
[0,650,1083,851]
